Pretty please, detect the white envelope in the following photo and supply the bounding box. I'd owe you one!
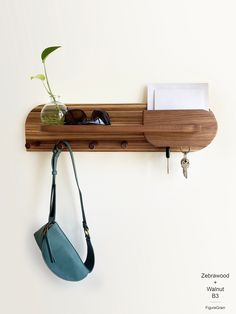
[147,83,209,110]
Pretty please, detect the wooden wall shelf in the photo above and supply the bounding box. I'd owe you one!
[25,104,217,152]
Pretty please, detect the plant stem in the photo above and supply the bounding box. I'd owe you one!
[43,61,56,103]
[42,81,51,95]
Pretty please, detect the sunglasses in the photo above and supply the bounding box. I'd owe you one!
[64,109,111,125]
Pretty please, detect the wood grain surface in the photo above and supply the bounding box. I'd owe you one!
[25,104,217,152]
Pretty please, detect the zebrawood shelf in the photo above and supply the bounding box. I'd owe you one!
[25,104,217,152]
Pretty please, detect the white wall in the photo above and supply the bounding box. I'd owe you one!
[1,0,235,313]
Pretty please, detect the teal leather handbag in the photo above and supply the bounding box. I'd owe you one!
[34,141,95,281]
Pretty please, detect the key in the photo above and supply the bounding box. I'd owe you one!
[181,152,190,178]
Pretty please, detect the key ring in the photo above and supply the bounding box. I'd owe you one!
[180,146,191,154]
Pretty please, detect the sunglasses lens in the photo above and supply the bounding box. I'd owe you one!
[64,109,110,125]
[64,109,87,124]
[91,110,111,125]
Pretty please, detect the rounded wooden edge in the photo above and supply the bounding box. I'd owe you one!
[143,109,218,151]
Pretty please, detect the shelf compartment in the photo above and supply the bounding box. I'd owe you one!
[41,123,200,134]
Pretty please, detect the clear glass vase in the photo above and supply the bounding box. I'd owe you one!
[40,96,67,125]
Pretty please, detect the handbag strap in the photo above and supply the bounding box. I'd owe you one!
[48,140,94,271]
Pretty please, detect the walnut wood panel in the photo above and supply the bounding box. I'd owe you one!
[143,110,217,150]
[25,104,151,152]
[25,104,217,152]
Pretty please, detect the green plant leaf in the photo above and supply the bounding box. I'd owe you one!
[41,46,61,62]
[31,74,45,80]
